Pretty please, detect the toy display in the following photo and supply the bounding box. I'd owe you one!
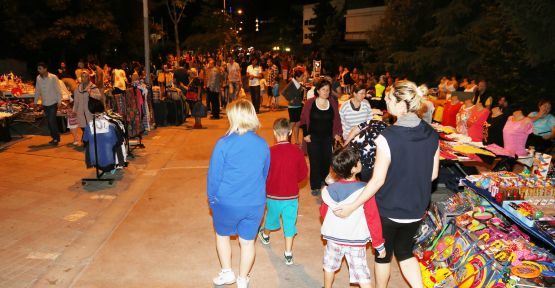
[415,187,555,287]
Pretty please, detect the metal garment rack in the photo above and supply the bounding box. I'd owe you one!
[82,115,115,185]
[120,87,145,159]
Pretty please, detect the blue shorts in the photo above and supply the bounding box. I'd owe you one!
[212,203,265,240]
[272,84,280,98]
[263,198,299,237]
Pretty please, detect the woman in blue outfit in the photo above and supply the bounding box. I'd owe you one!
[207,99,270,288]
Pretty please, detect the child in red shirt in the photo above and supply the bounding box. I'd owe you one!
[258,118,308,265]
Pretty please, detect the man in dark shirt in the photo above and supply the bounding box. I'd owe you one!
[174,60,189,91]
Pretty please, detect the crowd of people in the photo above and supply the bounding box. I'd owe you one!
[202,58,553,287]
[434,76,554,155]
[32,49,553,288]
[207,73,447,288]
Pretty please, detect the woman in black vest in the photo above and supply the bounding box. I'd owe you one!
[334,80,439,288]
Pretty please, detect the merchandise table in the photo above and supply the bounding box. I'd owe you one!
[462,179,555,251]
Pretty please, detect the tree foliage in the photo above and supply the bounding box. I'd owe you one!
[309,0,344,52]
[368,0,555,108]
[0,0,119,59]
[183,3,241,52]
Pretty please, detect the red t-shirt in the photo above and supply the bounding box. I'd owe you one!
[265,142,308,199]
[442,101,463,128]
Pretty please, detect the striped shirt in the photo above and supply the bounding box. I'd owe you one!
[339,100,372,140]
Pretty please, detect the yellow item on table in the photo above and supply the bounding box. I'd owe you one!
[438,125,456,134]
[452,144,495,157]
[433,106,444,122]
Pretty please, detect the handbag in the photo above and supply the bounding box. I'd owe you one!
[186,90,198,101]
[185,78,199,100]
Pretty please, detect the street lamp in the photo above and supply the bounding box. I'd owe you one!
[237,9,243,15]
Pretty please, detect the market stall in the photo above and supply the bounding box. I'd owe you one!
[415,167,555,287]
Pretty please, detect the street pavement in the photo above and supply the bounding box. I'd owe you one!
[0,100,452,288]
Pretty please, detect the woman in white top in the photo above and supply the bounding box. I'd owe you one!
[339,84,372,140]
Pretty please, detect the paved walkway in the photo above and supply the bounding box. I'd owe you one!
[0,103,450,287]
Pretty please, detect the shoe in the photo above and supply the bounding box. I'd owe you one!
[72,141,80,146]
[49,139,59,146]
[236,276,250,288]
[311,189,321,196]
[258,228,270,245]
[210,116,221,120]
[284,253,294,265]
[213,269,236,285]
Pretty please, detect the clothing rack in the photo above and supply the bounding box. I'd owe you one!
[126,87,146,157]
[82,115,115,185]
[112,88,145,159]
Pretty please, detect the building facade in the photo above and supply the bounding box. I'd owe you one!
[302,0,385,45]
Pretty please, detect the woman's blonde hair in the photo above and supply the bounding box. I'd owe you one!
[389,80,423,113]
[226,99,261,135]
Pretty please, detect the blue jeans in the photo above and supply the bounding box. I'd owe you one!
[229,81,241,102]
[43,104,60,141]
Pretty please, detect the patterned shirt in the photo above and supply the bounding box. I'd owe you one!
[266,64,279,86]
[349,120,387,174]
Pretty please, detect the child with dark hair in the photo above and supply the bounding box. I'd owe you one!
[320,147,385,288]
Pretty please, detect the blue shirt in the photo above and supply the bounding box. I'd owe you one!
[83,119,117,169]
[528,112,555,136]
[207,131,270,207]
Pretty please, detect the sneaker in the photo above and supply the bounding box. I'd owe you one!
[49,139,59,145]
[236,276,250,288]
[284,253,294,265]
[258,228,270,245]
[213,269,236,285]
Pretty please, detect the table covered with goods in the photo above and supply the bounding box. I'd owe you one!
[415,167,555,287]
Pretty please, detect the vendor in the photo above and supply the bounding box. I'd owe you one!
[526,99,554,153]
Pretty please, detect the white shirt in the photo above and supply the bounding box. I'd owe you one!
[246,65,261,86]
[34,73,62,106]
[227,62,241,82]
[306,87,315,100]
[292,78,301,89]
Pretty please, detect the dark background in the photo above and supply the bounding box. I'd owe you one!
[0,0,553,109]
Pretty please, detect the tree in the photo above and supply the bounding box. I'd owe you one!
[367,0,555,108]
[166,0,190,59]
[183,4,240,51]
[309,0,343,51]
[0,0,120,64]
